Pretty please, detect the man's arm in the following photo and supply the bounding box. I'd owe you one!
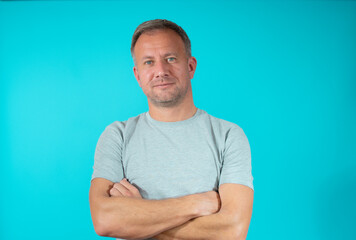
[89,177,220,240]
[153,183,254,240]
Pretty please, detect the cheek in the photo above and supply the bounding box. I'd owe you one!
[140,70,154,87]
[172,65,186,77]
[178,66,191,79]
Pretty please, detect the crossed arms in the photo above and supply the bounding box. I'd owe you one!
[89,178,253,240]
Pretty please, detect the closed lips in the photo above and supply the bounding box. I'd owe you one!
[154,83,174,87]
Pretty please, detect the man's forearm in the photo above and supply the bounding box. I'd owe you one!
[154,184,254,240]
[92,194,197,239]
[154,211,244,240]
[90,189,219,240]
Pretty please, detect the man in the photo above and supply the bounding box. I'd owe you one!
[89,19,254,240]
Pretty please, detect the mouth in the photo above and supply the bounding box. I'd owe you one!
[154,83,174,88]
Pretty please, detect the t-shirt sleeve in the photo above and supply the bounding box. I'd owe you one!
[219,126,254,190]
[91,123,124,183]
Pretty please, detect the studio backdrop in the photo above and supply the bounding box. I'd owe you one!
[0,1,355,239]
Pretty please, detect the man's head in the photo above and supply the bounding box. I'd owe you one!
[132,19,197,108]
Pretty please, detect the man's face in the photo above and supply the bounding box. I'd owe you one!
[133,29,197,108]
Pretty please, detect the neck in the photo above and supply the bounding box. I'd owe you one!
[148,99,197,122]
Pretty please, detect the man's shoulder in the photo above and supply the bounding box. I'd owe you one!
[102,112,147,135]
[202,110,242,132]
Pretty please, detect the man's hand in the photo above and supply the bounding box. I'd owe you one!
[196,191,221,216]
[109,178,142,199]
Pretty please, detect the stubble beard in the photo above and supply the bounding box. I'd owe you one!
[148,84,189,108]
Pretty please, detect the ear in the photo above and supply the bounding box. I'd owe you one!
[187,56,197,79]
[133,66,142,87]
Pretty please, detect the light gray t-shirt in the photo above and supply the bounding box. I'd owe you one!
[92,108,253,239]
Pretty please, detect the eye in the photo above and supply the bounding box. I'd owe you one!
[144,60,153,65]
[167,57,176,63]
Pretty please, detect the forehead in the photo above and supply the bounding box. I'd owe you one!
[134,29,185,57]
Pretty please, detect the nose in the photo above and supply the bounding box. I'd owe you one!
[154,60,169,79]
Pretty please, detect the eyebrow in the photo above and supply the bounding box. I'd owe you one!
[141,56,154,61]
[163,52,178,58]
[141,52,178,61]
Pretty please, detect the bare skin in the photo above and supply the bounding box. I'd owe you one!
[109,178,253,240]
[90,178,220,239]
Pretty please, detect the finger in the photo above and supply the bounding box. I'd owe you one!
[120,178,139,192]
[119,179,142,198]
[109,187,123,197]
[113,182,133,197]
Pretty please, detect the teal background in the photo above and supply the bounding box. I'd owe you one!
[1,0,355,239]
